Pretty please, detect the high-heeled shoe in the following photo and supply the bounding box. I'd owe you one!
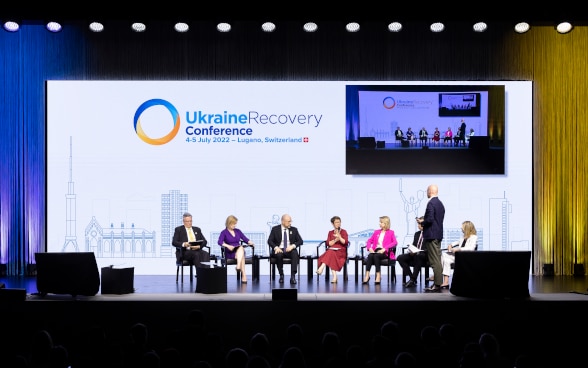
[440,284,449,289]
[316,268,323,275]
[241,280,248,284]
[331,278,338,284]
[362,277,370,284]
[375,279,381,285]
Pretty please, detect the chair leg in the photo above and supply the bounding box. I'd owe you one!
[176,266,180,283]
[189,265,193,283]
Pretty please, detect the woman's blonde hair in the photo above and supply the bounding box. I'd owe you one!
[225,215,238,228]
[462,220,477,238]
[380,216,391,230]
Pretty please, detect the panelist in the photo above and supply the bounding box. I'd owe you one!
[267,214,303,284]
[172,212,210,275]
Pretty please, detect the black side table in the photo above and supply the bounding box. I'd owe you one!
[196,265,227,294]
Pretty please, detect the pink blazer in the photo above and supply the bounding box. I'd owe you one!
[365,229,398,260]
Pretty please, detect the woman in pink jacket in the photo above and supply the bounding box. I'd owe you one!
[363,215,398,284]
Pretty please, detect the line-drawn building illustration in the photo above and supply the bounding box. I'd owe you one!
[85,216,156,258]
[161,190,188,258]
[62,136,79,252]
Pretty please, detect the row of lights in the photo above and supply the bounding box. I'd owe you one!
[1,20,575,34]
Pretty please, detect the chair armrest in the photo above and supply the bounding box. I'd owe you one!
[240,240,255,256]
[316,241,326,258]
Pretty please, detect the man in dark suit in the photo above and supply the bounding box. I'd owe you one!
[172,212,210,273]
[418,185,445,292]
[267,214,303,284]
[397,217,428,288]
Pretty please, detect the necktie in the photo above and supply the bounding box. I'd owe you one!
[283,229,288,251]
[417,233,423,249]
[188,228,195,242]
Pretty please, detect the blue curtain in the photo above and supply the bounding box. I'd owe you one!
[0,23,85,275]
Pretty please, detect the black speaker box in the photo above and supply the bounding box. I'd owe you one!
[0,288,26,301]
[468,136,489,150]
[272,288,297,301]
[450,251,531,299]
[101,267,134,294]
[358,137,376,149]
[401,140,410,147]
[376,140,385,148]
[35,252,100,297]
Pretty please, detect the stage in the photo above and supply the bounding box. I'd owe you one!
[1,274,588,367]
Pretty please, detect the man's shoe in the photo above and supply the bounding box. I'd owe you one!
[279,275,284,284]
[404,280,417,288]
[424,285,441,293]
[290,277,297,285]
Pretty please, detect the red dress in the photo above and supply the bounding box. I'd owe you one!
[317,229,349,271]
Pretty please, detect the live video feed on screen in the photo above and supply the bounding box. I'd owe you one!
[345,84,506,175]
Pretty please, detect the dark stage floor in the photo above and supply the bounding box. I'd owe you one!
[2,273,588,298]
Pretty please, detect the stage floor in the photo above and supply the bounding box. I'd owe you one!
[2,274,588,301]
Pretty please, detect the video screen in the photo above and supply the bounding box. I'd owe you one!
[346,84,506,175]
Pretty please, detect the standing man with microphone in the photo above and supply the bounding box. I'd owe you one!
[268,214,303,284]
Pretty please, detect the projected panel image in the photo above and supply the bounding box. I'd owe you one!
[345,84,505,175]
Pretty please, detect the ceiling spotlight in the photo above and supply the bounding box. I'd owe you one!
[89,22,104,33]
[131,23,146,32]
[303,22,318,32]
[3,21,19,32]
[430,22,445,33]
[388,22,402,32]
[261,22,276,32]
[46,22,62,32]
[514,22,530,34]
[556,22,572,34]
[473,22,487,32]
[174,22,189,33]
[346,22,360,33]
[217,22,231,32]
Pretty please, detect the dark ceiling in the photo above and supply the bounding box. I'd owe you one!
[2,4,586,23]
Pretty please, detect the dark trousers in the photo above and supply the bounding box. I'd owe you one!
[177,249,210,269]
[272,249,299,275]
[397,252,428,281]
[426,239,442,286]
[365,252,387,272]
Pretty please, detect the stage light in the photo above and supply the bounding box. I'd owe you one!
[89,22,104,33]
[261,22,275,32]
[46,21,62,33]
[303,22,318,32]
[131,22,146,32]
[3,21,19,32]
[174,22,189,33]
[346,22,360,32]
[514,22,530,34]
[430,22,445,33]
[473,22,487,32]
[217,22,231,32]
[388,22,402,32]
[556,22,572,34]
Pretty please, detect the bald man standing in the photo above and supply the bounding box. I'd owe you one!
[417,184,445,292]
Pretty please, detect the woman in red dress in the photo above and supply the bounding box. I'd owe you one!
[316,216,349,283]
[432,127,441,145]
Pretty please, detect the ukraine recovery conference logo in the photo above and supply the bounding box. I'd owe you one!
[134,99,180,145]
[383,96,396,110]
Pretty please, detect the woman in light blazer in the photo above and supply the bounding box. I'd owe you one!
[363,215,398,284]
[440,220,478,288]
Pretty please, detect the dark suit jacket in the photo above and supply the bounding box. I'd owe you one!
[267,225,303,254]
[172,225,208,257]
[422,196,445,241]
